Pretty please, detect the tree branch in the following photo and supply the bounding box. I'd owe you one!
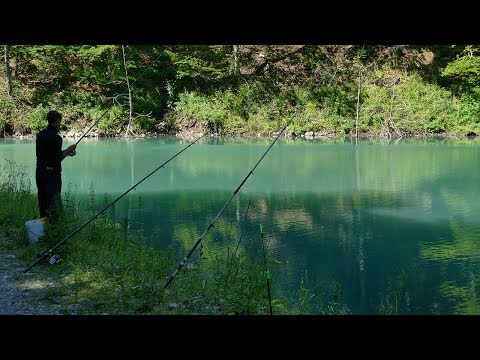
[254,46,306,76]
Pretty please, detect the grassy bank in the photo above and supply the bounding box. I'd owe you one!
[0,160,354,315]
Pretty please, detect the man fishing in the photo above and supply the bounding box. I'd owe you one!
[36,110,77,222]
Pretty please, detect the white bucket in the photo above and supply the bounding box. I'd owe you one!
[25,218,46,243]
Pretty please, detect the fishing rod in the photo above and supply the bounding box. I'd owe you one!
[23,133,206,273]
[163,112,299,289]
[72,51,165,149]
[259,224,273,315]
[163,72,335,289]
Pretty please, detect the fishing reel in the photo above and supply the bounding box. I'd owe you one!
[49,254,62,265]
[35,250,62,265]
[68,150,77,157]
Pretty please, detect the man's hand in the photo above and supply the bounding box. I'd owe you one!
[67,144,77,157]
[62,144,78,160]
[68,144,77,154]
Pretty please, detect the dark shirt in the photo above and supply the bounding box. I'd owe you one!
[36,125,63,172]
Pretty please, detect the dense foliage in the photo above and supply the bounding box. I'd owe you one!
[1,45,480,138]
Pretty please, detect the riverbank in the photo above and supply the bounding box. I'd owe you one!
[1,117,475,142]
[0,252,66,315]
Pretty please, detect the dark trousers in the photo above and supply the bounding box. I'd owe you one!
[36,167,62,220]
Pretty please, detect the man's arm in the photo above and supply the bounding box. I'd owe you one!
[61,144,77,161]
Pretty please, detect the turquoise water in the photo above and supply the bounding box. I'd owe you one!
[2,136,480,314]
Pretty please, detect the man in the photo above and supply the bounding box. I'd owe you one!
[36,110,77,221]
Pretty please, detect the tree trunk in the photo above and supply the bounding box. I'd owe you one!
[14,48,18,80]
[4,45,12,97]
[233,45,240,76]
[13,46,18,81]
[122,45,134,138]
[387,86,396,140]
[355,69,361,145]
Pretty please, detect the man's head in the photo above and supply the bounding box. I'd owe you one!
[47,110,62,129]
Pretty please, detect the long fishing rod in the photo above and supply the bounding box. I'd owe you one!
[162,67,339,289]
[23,133,206,273]
[163,75,328,289]
[259,224,273,315]
[73,51,165,147]
[163,113,298,289]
